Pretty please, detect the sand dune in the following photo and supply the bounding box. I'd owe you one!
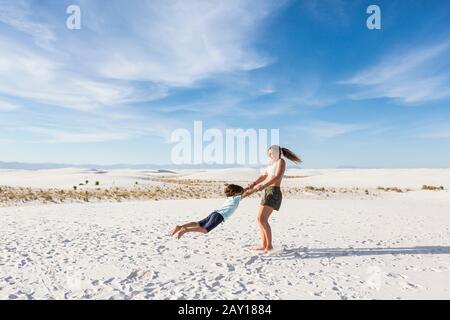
[2,168,449,190]
[0,168,166,189]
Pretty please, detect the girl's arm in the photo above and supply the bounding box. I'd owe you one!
[241,187,258,199]
[256,159,286,191]
[247,172,268,189]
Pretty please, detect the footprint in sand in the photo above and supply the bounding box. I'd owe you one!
[227,264,235,271]
[156,245,168,254]
[103,277,115,285]
[387,272,408,279]
[245,256,259,266]
[404,282,422,289]
[215,275,225,281]
[312,291,326,297]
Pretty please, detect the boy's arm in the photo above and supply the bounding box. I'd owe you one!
[241,187,257,199]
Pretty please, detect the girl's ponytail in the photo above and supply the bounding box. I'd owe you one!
[281,147,302,164]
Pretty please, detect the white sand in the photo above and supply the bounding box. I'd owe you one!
[0,168,449,300]
[284,168,450,189]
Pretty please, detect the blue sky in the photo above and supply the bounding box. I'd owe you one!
[0,0,450,167]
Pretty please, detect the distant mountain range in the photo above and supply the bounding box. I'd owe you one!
[336,165,363,169]
[0,161,264,170]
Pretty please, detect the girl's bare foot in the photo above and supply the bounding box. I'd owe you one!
[254,246,266,251]
[177,227,187,239]
[170,225,182,236]
[264,246,274,253]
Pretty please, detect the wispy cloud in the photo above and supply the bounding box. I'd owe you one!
[0,101,18,112]
[0,101,185,144]
[16,113,181,144]
[290,121,368,139]
[415,122,450,140]
[0,0,55,45]
[297,0,350,27]
[0,0,281,115]
[146,73,337,120]
[0,35,170,112]
[24,127,134,144]
[341,40,450,103]
[81,0,279,86]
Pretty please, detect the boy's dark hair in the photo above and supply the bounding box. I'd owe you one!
[224,184,244,197]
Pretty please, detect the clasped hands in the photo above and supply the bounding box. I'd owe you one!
[245,182,266,193]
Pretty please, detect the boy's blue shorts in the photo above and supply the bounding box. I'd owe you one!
[198,211,224,232]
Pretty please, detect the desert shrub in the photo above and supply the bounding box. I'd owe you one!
[377,187,403,193]
[285,175,308,179]
[422,185,444,191]
[305,186,326,192]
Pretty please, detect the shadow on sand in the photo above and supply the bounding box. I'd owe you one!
[262,246,450,260]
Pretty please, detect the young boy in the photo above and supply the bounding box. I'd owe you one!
[170,184,255,239]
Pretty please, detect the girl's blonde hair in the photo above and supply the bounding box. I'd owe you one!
[269,145,303,164]
[281,147,302,164]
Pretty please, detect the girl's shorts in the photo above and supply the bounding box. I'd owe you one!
[260,186,282,211]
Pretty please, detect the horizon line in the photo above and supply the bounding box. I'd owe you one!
[1,161,449,170]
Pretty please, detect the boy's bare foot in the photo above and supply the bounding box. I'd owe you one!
[177,227,187,239]
[170,225,182,236]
